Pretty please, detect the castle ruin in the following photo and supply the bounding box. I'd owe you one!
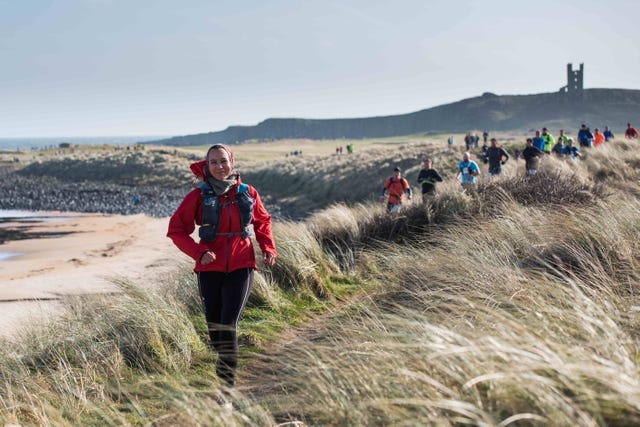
[559,63,584,93]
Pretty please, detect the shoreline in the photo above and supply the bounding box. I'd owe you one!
[0,210,192,337]
[0,210,80,246]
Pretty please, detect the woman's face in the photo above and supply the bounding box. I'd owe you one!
[207,148,233,180]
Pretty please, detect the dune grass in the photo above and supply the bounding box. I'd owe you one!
[2,136,640,425]
[241,191,640,426]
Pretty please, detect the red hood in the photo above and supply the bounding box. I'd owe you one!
[190,159,207,180]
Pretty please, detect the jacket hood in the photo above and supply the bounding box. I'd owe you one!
[190,159,207,180]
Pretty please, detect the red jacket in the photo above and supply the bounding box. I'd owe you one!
[167,160,277,272]
[625,127,639,139]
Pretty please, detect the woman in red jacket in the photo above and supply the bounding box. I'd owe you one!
[167,144,277,387]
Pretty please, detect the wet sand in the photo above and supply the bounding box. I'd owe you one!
[0,211,192,337]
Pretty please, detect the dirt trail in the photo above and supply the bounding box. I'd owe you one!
[236,288,376,406]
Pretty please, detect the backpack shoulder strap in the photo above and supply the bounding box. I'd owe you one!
[200,182,214,193]
[235,182,255,239]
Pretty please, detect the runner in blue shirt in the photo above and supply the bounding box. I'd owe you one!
[603,126,614,141]
[578,124,594,147]
[532,130,546,152]
[456,152,480,191]
[562,138,581,160]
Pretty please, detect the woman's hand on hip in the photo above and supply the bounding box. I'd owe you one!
[199,250,216,265]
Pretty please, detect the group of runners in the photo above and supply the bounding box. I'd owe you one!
[380,159,445,212]
[380,159,446,212]
[381,135,513,211]
[381,123,640,211]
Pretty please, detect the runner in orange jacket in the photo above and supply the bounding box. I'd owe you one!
[593,128,605,147]
[380,166,412,213]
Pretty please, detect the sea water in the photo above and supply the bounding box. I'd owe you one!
[0,210,40,218]
[0,252,18,261]
[0,209,75,261]
[0,135,167,151]
[0,210,38,260]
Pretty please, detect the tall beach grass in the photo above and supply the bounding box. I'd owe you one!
[2,136,640,425]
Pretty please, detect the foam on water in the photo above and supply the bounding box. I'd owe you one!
[0,252,19,261]
[0,209,40,218]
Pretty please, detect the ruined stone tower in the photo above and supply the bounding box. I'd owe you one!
[560,63,584,93]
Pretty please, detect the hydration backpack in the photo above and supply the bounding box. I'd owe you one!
[199,183,255,241]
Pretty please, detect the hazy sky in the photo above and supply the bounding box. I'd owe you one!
[2,0,639,138]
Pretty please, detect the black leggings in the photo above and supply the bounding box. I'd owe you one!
[197,268,254,386]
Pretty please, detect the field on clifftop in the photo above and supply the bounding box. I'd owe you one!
[1,133,640,426]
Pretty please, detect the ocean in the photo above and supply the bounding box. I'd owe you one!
[0,135,167,151]
[0,210,37,261]
[0,210,75,261]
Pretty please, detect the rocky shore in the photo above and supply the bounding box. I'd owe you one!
[0,174,187,217]
[0,148,195,217]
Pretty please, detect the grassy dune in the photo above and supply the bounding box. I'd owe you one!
[2,135,640,425]
[247,193,640,425]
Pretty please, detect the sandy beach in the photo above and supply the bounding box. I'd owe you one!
[0,211,192,337]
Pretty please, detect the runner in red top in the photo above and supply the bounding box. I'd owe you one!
[625,123,639,139]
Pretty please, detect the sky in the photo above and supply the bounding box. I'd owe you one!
[2,0,639,138]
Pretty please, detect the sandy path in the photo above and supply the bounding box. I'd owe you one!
[0,212,192,337]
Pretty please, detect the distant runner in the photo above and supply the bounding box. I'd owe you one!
[456,152,480,191]
[522,138,542,175]
[578,124,594,147]
[562,138,581,160]
[593,128,605,147]
[381,166,412,213]
[557,129,569,146]
[532,130,546,152]
[416,158,443,201]
[541,127,555,154]
[485,138,510,176]
[603,126,615,141]
[625,123,639,139]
